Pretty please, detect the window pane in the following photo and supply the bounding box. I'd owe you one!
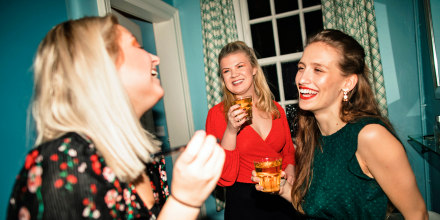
[281,61,298,100]
[304,10,324,40]
[251,22,276,58]
[261,64,280,101]
[285,103,299,138]
[274,0,298,14]
[247,0,271,19]
[302,0,321,8]
[277,15,302,55]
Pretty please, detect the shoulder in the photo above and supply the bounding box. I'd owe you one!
[207,102,225,117]
[357,123,403,161]
[272,101,286,117]
[35,132,91,157]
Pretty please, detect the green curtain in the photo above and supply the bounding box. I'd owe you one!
[321,0,389,116]
[200,0,239,211]
[201,0,238,109]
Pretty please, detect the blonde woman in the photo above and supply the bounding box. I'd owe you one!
[205,41,299,219]
[7,15,224,220]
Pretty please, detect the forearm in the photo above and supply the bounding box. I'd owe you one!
[221,128,238,150]
[158,196,200,220]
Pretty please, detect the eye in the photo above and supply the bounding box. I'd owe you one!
[237,64,244,68]
[314,68,322,72]
[222,69,230,74]
[297,65,305,71]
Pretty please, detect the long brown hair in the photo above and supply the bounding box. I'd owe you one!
[218,41,279,119]
[291,29,393,213]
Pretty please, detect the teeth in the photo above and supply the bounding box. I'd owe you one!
[151,69,158,77]
[299,89,318,95]
[232,80,243,85]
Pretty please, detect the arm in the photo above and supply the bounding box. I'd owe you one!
[158,131,225,220]
[357,124,428,220]
[206,107,240,186]
[221,104,248,150]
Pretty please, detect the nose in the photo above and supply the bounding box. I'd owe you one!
[296,68,310,85]
[231,69,239,77]
[151,54,160,66]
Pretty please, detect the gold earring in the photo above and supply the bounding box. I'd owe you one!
[342,89,349,102]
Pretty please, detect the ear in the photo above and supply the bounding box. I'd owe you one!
[252,66,257,76]
[343,74,358,91]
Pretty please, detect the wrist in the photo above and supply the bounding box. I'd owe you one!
[170,194,201,209]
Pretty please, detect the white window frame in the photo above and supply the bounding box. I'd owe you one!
[233,0,321,110]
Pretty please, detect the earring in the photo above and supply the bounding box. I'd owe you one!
[342,89,349,102]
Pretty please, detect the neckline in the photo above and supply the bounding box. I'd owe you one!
[320,122,350,138]
[249,119,273,142]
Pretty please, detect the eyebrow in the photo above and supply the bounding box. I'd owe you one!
[298,61,327,68]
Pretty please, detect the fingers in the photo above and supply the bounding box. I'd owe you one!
[178,130,206,164]
[250,170,260,183]
[192,134,217,167]
[228,105,248,126]
[203,144,225,181]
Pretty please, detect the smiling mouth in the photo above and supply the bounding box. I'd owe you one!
[151,69,158,77]
[298,87,318,100]
[232,79,244,85]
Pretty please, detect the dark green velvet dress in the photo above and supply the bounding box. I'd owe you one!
[302,117,389,220]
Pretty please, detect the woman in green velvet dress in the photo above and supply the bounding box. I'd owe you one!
[253,29,428,219]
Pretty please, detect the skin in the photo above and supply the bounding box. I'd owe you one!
[220,51,295,183]
[252,42,428,219]
[115,25,225,219]
[117,25,164,118]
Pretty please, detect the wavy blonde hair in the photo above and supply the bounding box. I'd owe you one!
[218,41,279,119]
[32,15,160,182]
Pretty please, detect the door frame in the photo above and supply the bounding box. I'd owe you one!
[97,0,195,148]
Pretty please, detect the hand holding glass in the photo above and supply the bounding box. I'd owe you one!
[233,96,252,121]
[254,157,282,193]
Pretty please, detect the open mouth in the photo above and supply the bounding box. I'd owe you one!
[298,86,318,100]
[151,69,158,78]
[232,79,244,85]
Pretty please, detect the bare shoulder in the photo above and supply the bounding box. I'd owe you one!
[357,123,405,164]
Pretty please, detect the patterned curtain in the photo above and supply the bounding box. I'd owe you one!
[200,0,239,211]
[201,0,238,109]
[321,0,389,116]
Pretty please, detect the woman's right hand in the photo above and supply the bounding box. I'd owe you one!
[251,170,293,202]
[170,130,225,208]
[226,104,248,133]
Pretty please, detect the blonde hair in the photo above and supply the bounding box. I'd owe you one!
[218,41,279,119]
[32,15,160,182]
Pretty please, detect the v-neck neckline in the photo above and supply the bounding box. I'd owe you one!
[249,119,273,142]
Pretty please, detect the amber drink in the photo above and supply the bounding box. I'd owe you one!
[254,157,282,193]
[234,96,252,120]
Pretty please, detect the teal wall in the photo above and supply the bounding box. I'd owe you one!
[163,0,220,217]
[375,0,440,211]
[0,1,68,218]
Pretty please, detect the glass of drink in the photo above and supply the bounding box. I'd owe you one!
[254,157,282,193]
[233,96,252,121]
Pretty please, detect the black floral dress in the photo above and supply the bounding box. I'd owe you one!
[7,132,169,220]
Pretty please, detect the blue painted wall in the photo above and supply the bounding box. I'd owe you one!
[163,0,220,217]
[0,1,68,218]
[375,0,440,211]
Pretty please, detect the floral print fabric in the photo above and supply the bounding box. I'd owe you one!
[7,132,169,220]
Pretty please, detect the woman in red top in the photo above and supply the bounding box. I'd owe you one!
[205,41,300,219]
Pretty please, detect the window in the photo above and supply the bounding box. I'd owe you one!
[234,0,323,136]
